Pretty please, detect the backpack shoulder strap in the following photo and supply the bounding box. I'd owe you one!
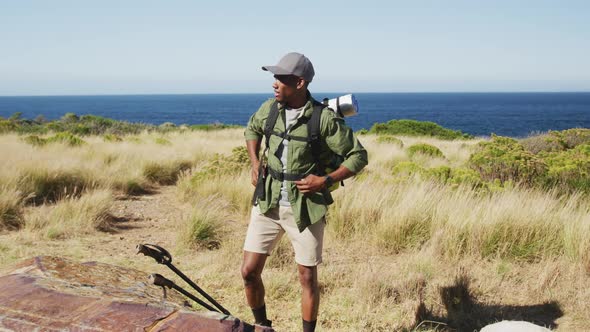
[309,100,325,174]
[264,100,280,149]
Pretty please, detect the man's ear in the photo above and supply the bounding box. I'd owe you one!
[296,78,307,90]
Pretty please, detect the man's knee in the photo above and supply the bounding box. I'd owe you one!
[298,266,318,290]
[241,264,261,285]
[242,251,267,285]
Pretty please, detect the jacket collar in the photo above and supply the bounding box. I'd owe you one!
[276,91,318,119]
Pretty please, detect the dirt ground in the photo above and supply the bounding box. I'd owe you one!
[2,186,589,331]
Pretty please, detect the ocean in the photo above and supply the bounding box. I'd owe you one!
[0,92,589,137]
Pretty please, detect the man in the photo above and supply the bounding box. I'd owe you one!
[241,52,367,332]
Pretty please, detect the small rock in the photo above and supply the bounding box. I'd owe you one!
[480,321,551,332]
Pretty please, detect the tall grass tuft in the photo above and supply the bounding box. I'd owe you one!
[0,186,24,230]
[177,199,227,250]
[18,168,95,204]
[25,189,113,239]
[142,160,193,185]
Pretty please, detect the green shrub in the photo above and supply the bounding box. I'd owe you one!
[376,135,404,147]
[34,115,48,124]
[159,122,176,129]
[154,137,172,146]
[448,168,484,188]
[22,135,47,147]
[426,166,452,183]
[469,135,546,186]
[521,133,563,154]
[189,123,241,131]
[0,113,245,136]
[547,128,590,150]
[142,160,193,185]
[369,119,472,140]
[103,134,123,142]
[61,112,79,123]
[9,112,23,121]
[126,136,143,144]
[46,132,86,146]
[541,144,590,193]
[392,161,424,177]
[69,124,92,136]
[522,128,590,154]
[46,121,66,133]
[356,129,368,135]
[407,143,445,158]
[0,119,17,133]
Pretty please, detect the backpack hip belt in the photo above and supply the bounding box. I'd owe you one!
[267,166,312,182]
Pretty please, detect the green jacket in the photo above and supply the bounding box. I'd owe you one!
[244,93,368,232]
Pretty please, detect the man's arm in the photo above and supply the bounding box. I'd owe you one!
[295,112,368,194]
[247,138,262,186]
[294,165,354,194]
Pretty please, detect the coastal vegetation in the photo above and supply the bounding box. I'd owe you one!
[0,112,239,136]
[367,119,473,140]
[0,114,589,330]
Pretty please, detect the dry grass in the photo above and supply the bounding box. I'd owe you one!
[177,198,228,250]
[329,177,590,263]
[0,130,243,199]
[24,189,113,239]
[0,131,589,331]
[0,186,24,231]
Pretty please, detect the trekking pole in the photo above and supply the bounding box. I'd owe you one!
[137,243,231,315]
[149,273,218,313]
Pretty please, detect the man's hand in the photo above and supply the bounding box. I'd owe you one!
[251,161,260,187]
[294,174,326,194]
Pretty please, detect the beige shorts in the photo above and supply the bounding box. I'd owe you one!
[243,205,325,266]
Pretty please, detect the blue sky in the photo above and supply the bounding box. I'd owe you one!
[1,0,589,95]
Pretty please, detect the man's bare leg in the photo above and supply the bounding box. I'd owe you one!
[298,264,319,332]
[241,251,270,325]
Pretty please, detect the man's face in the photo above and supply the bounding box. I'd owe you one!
[272,75,303,103]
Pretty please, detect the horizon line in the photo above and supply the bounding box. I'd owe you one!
[1,90,590,98]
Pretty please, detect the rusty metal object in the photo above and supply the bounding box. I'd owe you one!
[0,256,274,332]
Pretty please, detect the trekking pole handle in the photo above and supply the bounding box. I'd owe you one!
[137,243,172,265]
[148,274,219,313]
[149,273,175,288]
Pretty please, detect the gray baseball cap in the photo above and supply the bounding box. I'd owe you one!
[262,52,315,82]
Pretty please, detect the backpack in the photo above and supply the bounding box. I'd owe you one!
[263,99,344,188]
[251,95,357,205]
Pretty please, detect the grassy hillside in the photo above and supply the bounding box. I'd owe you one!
[0,116,589,331]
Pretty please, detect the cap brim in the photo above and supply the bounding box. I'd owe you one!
[261,65,292,75]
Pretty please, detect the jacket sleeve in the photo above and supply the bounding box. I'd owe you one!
[321,111,368,173]
[244,100,271,141]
